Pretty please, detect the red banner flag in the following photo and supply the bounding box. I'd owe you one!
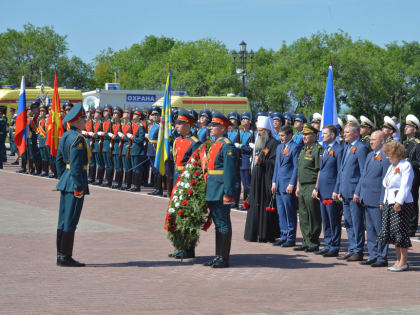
[46,72,63,157]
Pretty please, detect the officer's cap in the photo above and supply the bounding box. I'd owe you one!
[241,111,252,121]
[227,111,240,121]
[63,102,85,123]
[95,106,103,113]
[104,104,113,113]
[113,106,123,115]
[176,108,195,126]
[346,114,359,125]
[271,112,285,124]
[283,112,295,123]
[310,113,322,123]
[88,105,95,113]
[124,108,132,115]
[360,115,376,129]
[200,108,212,120]
[63,102,73,110]
[151,106,161,115]
[302,123,318,135]
[383,116,397,132]
[30,101,40,110]
[189,109,199,122]
[294,113,307,123]
[133,107,143,117]
[337,117,344,130]
[406,114,420,130]
[40,105,48,111]
[209,111,230,128]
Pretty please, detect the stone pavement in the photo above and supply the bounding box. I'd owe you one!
[1,159,420,315]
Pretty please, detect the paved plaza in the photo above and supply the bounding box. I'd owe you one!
[1,159,420,315]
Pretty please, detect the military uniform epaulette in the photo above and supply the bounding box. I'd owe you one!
[190,136,199,142]
[222,137,231,144]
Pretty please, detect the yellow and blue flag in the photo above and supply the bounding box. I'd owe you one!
[154,71,172,175]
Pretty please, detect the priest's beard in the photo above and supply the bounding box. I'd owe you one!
[255,131,269,153]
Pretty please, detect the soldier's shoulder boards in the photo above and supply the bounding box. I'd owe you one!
[190,136,199,142]
[223,138,231,144]
[415,138,420,144]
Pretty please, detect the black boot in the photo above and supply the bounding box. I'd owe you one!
[204,231,222,266]
[88,166,96,184]
[121,171,131,190]
[148,174,159,195]
[17,157,27,173]
[29,159,36,175]
[93,168,105,185]
[57,231,85,267]
[101,168,113,187]
[40,161,49,177]
[212,232,231,268]
[151,175,163,196]
[129,172,142,192]
[112,170,122,189]
[56,229,63,265]
[35,160,42,176]
[49,162,57,178]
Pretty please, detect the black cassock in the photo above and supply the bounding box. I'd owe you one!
[244,137,280,242]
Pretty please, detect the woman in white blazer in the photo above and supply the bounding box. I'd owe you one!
[378,141,414,272]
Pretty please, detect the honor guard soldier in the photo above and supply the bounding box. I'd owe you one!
[203,111,237,268]
[404,114,420,236]
[55,102,89,267]
[227,112,241,208]
[29,101,42,175]
[293,113,306,148]
[91,107,105,185]
[284,112,294,127]
[236,111,254,210]
[118,109,133,190]
[360,115,376,149]
[382,116,398,143]
[127,107,147,192]
[169,109,201,259]
[147,106,163,196]
[272,112,285,141]
[294,124,322,252]
[198,109,212,143]
[109,106,124,189]
[189,109,199,137]
[84,106,96,183]
[0,106,7,169]
[8,107,18,162]
[310,113,322,131]
[37,105,49,176]
[63,102,74,131]
[100,105,114,187]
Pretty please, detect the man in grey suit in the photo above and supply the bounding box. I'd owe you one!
[354,131,390,267]
[333,122,368,261]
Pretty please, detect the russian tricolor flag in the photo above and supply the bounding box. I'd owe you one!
[319,58,339,143]
[14,75,27,155]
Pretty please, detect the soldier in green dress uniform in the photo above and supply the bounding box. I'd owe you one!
[203,111,238,268]
[294,123,323,252]
[56,103,90,267]
[0,106,7,168]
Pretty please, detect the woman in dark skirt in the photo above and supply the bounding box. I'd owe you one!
[378,141,415,272]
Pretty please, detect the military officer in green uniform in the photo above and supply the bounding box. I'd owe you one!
[294,123,322,252]
[0,106,7,168]
[56,103,90,267]
[203,111,237,268]
[382,116,397,143]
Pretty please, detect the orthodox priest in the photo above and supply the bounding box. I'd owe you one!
[244,116,280,242]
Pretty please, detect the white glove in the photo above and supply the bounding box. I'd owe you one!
[97,131,104,136]
[145,133,149,139]
[108,132,114,138]
[118,132,124,138]
[234,143,241,148]
[81,130,87,135]
[249,142,255,149]
[126,133,133,138]
[88,132,94,137]
[75,193,83,199]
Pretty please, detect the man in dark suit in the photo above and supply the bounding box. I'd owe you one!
[272,125,301,247]
[333,122,368,261]
[314,124,343,257]
[354,130,390,267]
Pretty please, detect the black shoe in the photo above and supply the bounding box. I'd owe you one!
[293,246,307,251]
[272,239,286,246]
[337,253,353,260]
[11,161,19,165]
[323,251,339,257]
[57,255,85,267]
[305,247,319,253]
[148,189,158,195]
[212,256,229,268]
[281,241,296,248]
[371,261,388,267]
[17,168,27,173]
[315,248,329,255]
[360,258,377,265]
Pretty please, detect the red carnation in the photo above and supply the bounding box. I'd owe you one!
[168,226,175,233]
[194,171,200,177]
[178,210,184,217]
[182,200,188,206]
[323,200,327,205]
[193,161,199,166]
[190,179,197,186]
[187,189,193,196]
[265,206,271,212]
[193,154,199,159]
[327,200,333,205]
[242,200,249,210]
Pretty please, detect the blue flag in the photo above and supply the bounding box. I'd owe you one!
[319,64,338,143]
[154,71,172,175]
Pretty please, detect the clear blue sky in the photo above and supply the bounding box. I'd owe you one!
[2,0,419,63]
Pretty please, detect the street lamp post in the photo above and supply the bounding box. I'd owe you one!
[232,41,254,97]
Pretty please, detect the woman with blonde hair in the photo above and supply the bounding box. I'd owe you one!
[378,141,415,272]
